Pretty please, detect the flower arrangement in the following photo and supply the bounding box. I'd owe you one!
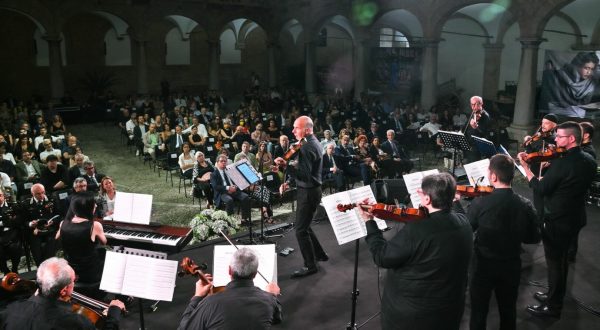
[189,209,240,243]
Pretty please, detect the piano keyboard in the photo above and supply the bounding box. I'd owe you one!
[99,219,192,253]
[104,228,181,246]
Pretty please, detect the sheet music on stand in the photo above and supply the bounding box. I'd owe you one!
[463,159,491,186]
[99,247,178,302]
[472,135,497,159]
[438,130,471,152]
[225,159,262,190]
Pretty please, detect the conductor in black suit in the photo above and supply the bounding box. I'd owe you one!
[274,116,328,279]
[210,155,251,221]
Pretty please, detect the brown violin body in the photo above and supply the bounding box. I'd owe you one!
[523,147,566,163]
[282,138,306,161]
[179,257,226,295]
[337,203,428,222]
[456,185,494,198]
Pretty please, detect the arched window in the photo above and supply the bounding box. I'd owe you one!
[220,28,241,64]
[379,28,409,48]
[165,27,191,65]
[104,29,132,66]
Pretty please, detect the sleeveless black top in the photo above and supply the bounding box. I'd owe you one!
[60,219,102,283]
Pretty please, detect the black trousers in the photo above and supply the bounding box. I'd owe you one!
[295,186,326,270]
[29,234,57,267]
[542,221,575,311]
[470,257,521,330]
[0,241,22,274]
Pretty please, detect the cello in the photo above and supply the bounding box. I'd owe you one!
[1,272,109,329]
[336,203,428,222]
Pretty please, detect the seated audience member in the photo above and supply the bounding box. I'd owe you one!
[1,257,125,329]
[49,114,67,137]
[419,113,442,142]
[169,124,188,154]
[250,123,270,148]
[142,123,162,160]
[96,176,117,218]
[230,125,252,151]
[125,111,137,143]
[39,139,62,164]
[322,143,345,192]
[272,135,290,159]
[210,155,251,221]
[61,177,88,218]
[256,141,274,173]
[19,183,59,266]
[178,248,282,330]
[133,114,148,156]
[61,134,81,165]
[179,143,195,179]
[68,146,89,168]
[186,125,204,152]
[34,126,57,153]
[67,153,86,187]
[40,155,67,194]
[82,160,104,193]
[15,150,42,190]
[0,146,15,165]
[0,189,21,274]
[192,152,215,208]
[234,141,258,169]
[334,135,372,186]
[320,130,336,152]
[380,130,414,177]
[13,135,36,161]
[0,154,16,182]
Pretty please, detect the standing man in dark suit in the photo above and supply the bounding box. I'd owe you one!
[358,173,473,329]
[275,116,328,278]
[464,96,491,162]
[518,121,597,318]
[380,130,413,177]
[467,154,540,330]
[210,155,250,222]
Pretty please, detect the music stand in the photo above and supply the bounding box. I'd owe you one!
[229,160,263,245]
[438,130,471,177]
[472,135,497,159]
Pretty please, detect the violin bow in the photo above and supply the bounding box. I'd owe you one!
[217,228,270,285]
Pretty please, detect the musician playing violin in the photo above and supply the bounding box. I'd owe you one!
[518,121,597,318]
[357,173,473,330]
[178,248,282,330]
[464,96,491,162]
[465,154,540,330]
[0,257,125,330]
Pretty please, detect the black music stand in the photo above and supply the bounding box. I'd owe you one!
[472,135,497,159]
[232,161,263,245]
[438,130,471,177]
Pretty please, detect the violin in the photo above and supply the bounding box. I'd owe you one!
[282,138,306,161]
[179,257,226,295]
[522,147,567,163]
[456,185,494,198]
[337,203,428,222]
[523,130,552,147]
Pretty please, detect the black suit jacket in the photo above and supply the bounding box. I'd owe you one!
[210,169,229,206]
[334,144,356,168]
[168,133,188,153]
[133,124,149,145]
[83,173,105,192]
[381,140,409,159]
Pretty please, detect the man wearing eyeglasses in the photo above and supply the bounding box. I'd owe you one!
[518,121,597,318]
[82,161,104,193]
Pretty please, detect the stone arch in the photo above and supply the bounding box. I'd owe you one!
[371,9,424,44]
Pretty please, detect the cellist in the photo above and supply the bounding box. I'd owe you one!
[1,257,125,329]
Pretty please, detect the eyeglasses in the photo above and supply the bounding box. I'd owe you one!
[85,166,94,170]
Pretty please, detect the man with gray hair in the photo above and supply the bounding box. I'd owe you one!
[82,160,104,193]
[178,248,282,329]
[1,257,125,329]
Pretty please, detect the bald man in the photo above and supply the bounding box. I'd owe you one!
[275,116,328,278]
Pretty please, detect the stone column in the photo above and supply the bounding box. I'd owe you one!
[507,38,544,141]
[305,41,316,95]
[420,39,440,111]
[45,37,64,100]
[267,41,277,88]
[135,39,148,95]
[482,43,504,101]
[208,39,220,90]
[353,39,367,100]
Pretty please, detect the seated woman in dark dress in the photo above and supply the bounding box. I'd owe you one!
[192,151,215,208]
[55,191,107,297]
